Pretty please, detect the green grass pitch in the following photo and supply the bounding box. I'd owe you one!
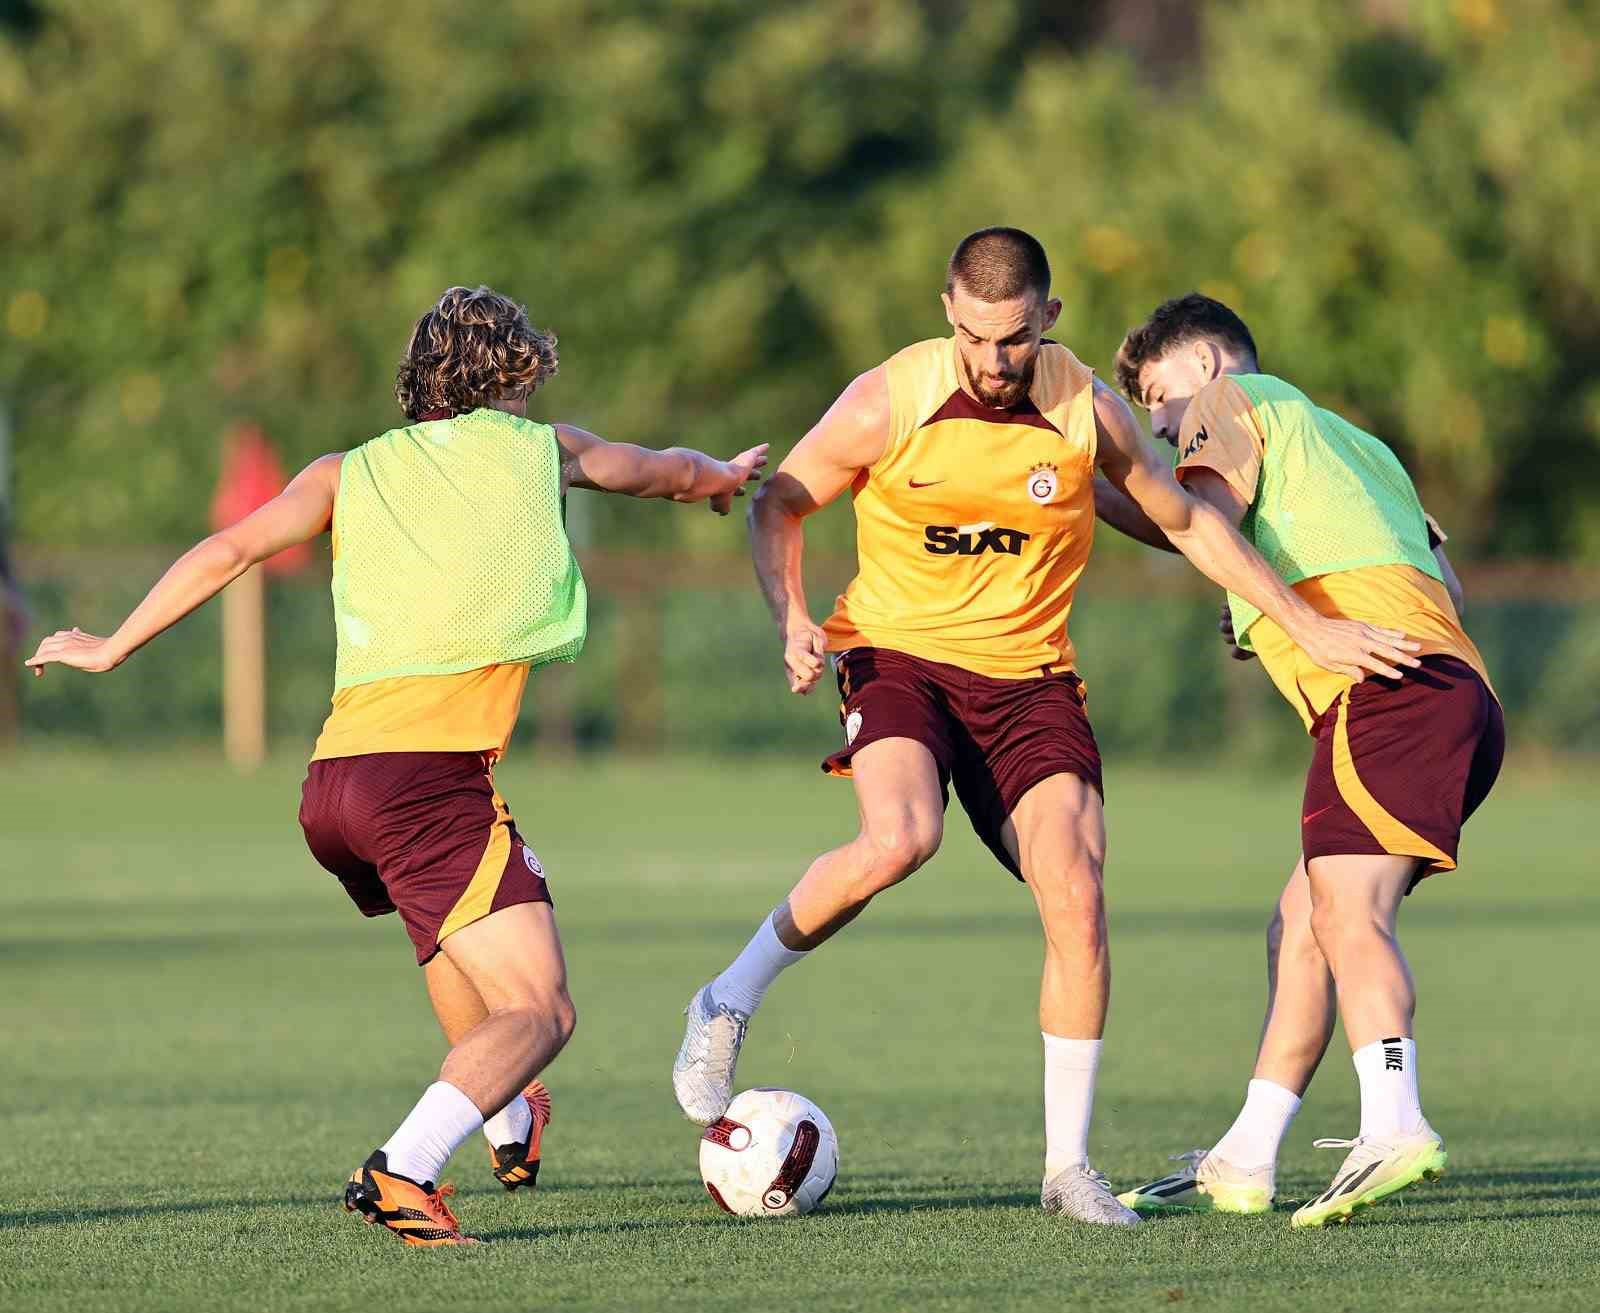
[3,748,1597,1311]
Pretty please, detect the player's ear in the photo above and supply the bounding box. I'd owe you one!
[1040,297,1062,333]
[940,290,956,327]
[1196,339,1221,382]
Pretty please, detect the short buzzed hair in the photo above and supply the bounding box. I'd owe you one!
[946,227,1051,302]
[1115,293,1259,404]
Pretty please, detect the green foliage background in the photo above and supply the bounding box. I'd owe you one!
[4,0,1598,557]
[4,0,1598,754]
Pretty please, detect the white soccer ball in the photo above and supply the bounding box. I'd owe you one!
[699,1088,839,1218]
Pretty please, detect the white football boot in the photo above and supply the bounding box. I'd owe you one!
[1291,1126,1447,1228]
[1042,1164,1142,1226]
[672,985,750,1125]
[1118,1148,1274,1215]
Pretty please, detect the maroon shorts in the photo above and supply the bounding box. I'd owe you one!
[821,647,1103,880]
[299,751,551,965]
[1302,655,1504,888]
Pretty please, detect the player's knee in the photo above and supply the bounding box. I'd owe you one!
[860,822,941,889]
[1307,892,1367,959]
[550,987,578,1047]
[1265,907,1285,962]
[1031,858,1106,944]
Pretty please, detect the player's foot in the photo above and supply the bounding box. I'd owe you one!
[490,1079,553,1193]
[1041,1164,1142,1226]
[672,984,749,1125]
[1290,1128,1447,1228]
[1117,1148,1274,1215]
[343,1149,481,1246]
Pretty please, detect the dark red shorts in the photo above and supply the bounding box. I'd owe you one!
[1302,655,1504,887]
[821,646,1103,880]
[299,751,551,965]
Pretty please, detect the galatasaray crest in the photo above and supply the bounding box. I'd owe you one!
[1026,462,1059,505]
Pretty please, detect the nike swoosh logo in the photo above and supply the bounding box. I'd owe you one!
[1302,804,1337,824]
[908,478,945,488]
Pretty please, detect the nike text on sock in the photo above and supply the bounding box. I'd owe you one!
[1352,1036,1424,1139]
[1042,1033,1102,1177]
[710,914,807,1016]
[1210,1078,1302,1170]
[380,1081,485,1186]
[482,1092,534,1149]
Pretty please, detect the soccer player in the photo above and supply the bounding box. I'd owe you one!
[1108,293,1502,1227]
[26,285,766,1246]
[670,229,1420,1226]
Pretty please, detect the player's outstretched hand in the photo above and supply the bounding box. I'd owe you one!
[25,627,121,677]
[1296,616,1420,682]
[783,619,828,695]
[1219,603,1255,662]
[708,443,770,516]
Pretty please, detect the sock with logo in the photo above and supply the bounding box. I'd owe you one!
[1209,1078,1302,1169]
[1352,1036,1424,1138]
[380,1081,485,1186]
[710,915,807,1017]
[1042,1033,1102,1177]
[482,1093,534,1151]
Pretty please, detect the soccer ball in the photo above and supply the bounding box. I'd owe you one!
[699,1088,839,1217]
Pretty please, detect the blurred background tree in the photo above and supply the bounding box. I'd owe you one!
[3,0,1596,755]
[3,0,1596,556]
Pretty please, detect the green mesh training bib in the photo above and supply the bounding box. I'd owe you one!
[1226,374,1440,651]
[330,408,587,690]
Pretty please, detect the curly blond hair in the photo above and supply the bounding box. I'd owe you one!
[395,285,559,420]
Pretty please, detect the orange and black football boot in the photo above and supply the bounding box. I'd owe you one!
[490,1079,553,1193]
[343,1150,480,1246]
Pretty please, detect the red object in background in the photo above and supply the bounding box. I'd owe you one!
[210,423,312,575]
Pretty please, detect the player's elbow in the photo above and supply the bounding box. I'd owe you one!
[202,532,252,577]
[749,472,809,529]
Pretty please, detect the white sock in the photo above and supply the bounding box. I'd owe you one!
[380,1081,484,1186]
[1042,1033,1102,1177]
[1209,1078,1302,1169]
[482,1093,533,1150]
[711,915,807,1016]
[1353,1036,1424,1138]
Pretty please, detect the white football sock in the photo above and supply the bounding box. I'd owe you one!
[380,1081,484,1186]
[710,915,807,1016]
[1353,1036,1424,1138]
[482,1092,534,1149]
[1042,1033,1101,1177]
[1209,1078,1302,1169]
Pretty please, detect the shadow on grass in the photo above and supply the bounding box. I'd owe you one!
[0,1195,328,1230]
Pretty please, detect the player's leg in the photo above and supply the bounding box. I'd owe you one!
[1288,662,1504,1225]
[998,772,1135,1226]
[674,735,946,1123]
[1122,858,1334,1214]
[1291,853,1448,1227]
[424,951,553,1192]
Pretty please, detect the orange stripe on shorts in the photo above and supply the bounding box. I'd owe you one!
[1330,690,1453,871]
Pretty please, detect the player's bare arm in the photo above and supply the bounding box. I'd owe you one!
[1092,474,1175,552]
[25,453,343,678]
[555,424,767,515]
[749,366,891,695]
[1091,383,1420,681]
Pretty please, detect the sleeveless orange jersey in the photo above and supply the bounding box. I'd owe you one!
[823,337,1099,679]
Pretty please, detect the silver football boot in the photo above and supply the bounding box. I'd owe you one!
[1042,1164,1143,1226]
[672,984,750,1125]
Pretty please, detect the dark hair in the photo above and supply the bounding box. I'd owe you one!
[395,285,559,420]
[945,227,1051,302]
[1114,293,1259,404]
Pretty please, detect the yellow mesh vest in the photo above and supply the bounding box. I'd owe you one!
[331,408,587,690]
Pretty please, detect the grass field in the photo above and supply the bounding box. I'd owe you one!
[3,748,1598,1312]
